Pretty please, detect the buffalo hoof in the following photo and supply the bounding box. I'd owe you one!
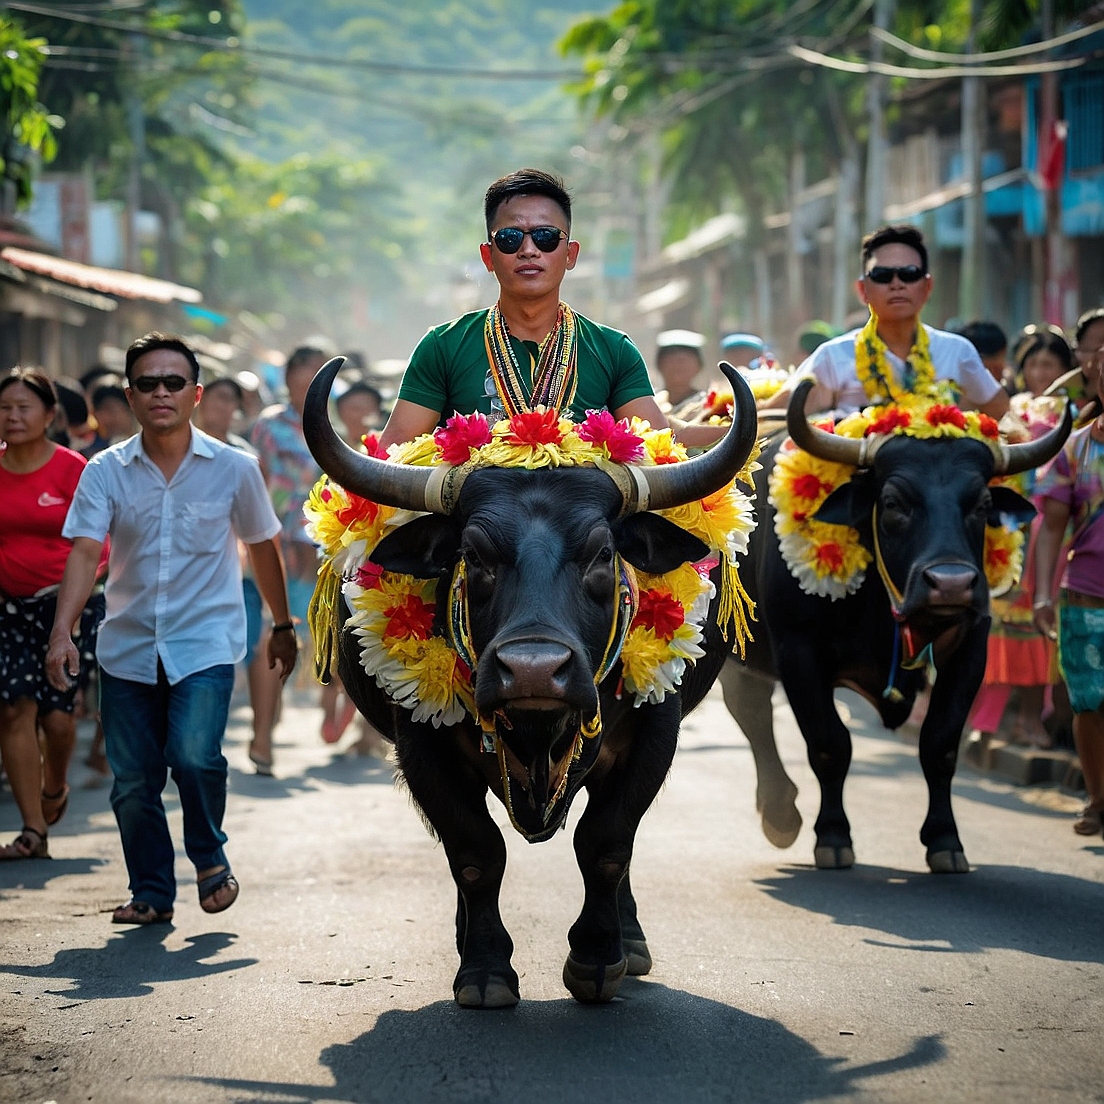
[757,781,802,849]
[623,938,652,976]
[562,954,628,1003]
[454,968,520,1010]
[814,845,855,870]
[927,849,970,874]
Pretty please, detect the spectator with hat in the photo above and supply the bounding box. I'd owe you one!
[655,329,706,418]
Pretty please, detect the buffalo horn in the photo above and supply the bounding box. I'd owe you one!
[632,361,759,512]
[786,379,871,466]
[302,356,438,513]
[992,400,1073,476]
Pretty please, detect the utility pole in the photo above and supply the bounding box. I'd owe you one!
[1040,0,1070,325]
[959,0,985,320]
[864,0,894,231]
[124,33,145,273]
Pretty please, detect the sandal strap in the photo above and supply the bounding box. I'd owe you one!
[20,826,46,843]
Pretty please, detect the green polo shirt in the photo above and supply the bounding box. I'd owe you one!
[398,307,654,423]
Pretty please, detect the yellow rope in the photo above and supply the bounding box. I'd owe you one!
[716,556,756,658]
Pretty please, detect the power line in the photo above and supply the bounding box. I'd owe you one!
[787,42,1092,77]
[872,19,1104,63]
[9,1,585,81]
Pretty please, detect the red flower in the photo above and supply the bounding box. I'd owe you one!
[383,595,435,641]
[354,561,385,589]
[813,419,836,433]
[866,407,912,436]
[704,388,734,417]
[792,473,832,500]
[434,412,492,465]
[505,409,563,447]
[335,492,380,528]
[814,542,844,573]
[359,432,388,458]
[977,414,1000,439]
[633,588,686,641]
[577,409,645,463]
[926,404,967,430]
[986,546,1010,568]
[320,486,333,504]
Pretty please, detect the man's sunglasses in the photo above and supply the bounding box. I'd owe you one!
[132,374,190,393]
[489,226,567,254]
[862,265,927,285]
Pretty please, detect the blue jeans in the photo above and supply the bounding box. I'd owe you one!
[100,662,235,912]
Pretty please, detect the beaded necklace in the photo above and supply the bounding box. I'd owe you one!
[484,300,578,417]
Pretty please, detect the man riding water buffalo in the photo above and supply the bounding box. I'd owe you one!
[721,225,1070,872]
[302,169,756,1009]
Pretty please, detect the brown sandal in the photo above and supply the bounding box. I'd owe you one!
[112,900,174,925]
[42,784,70,827]
[0,826,49,860]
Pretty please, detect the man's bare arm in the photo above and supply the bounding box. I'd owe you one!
[979,388,1010,420]
[45,537,104,691]
[378,399,441,452]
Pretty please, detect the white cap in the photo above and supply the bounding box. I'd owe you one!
[657,329,705,350]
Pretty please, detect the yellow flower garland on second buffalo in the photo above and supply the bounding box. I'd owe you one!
[304,410,758,728]
[767,398,1025,601]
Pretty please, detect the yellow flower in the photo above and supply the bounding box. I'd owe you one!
[620,627,672,693]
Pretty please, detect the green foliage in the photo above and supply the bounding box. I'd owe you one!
[0,18,59,207]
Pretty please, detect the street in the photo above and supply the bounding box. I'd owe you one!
[1,683,1102,1104]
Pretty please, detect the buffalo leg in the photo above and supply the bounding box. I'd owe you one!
[918,616,989,873]
[719,660,802,848]
[616,872,651,976]
[565,697,679,1003]
[775,635,855,869]
[393,726,518,1008]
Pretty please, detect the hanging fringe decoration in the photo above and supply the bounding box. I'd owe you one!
[716,556,756,659]
[307,559,342,684]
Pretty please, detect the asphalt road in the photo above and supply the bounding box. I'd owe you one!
[2,681,1102,1104]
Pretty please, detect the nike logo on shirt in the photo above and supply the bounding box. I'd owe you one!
[38,492,66,507]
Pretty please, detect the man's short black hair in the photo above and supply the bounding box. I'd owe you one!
[484,169,572,235]
[92,383,129,409]
[860,224,929,275]
[203,376,244,404]
[336,381,382,410]
[125,332,201,383]
[286,346,328,376]
[79,363,116,392]
[1075,307,1104,345]
[958,320,1007,357]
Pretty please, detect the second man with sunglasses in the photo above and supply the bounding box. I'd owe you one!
[762,224,1009,420]
[379,168,719,450]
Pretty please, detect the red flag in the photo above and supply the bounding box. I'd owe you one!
[1039,119,1068,191]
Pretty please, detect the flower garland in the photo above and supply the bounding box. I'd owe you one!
[304,410,758,727]
[854,309,941,404]
[768,397,1025,600]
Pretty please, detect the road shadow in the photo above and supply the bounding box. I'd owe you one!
[228,750,395,800]
[757,863,1104,964]
[0,856,106,897]
[0,927,256,1000]
[188,981,943,1103]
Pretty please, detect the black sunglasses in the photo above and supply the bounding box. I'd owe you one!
[863,265,927,285]
[132,374,190,394]
[490,226,567,254]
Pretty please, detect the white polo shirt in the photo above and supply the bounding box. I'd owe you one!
[795,325,1001,414]
[63,427,281,685]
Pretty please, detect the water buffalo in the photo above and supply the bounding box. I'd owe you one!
[303,358,758,1008]
[722,380,1071,873]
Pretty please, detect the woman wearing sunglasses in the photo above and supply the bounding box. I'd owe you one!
[0,369,104,859]
[378,168,721,451]
[760,225,1010,421]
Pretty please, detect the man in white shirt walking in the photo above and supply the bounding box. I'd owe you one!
[46,333,298,925]
[762,225,1010,420]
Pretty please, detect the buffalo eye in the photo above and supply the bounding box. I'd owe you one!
[581,530,616,601]
[462,530,499,592]
[879,490,911,532]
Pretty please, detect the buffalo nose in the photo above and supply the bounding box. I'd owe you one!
[922,564,978,601]
[494,642,573,699]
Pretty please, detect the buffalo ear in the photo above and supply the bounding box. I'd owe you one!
[370,514,461,578]
[988,485,1036,529]
[813,471,875,528]
[614,513,710,574]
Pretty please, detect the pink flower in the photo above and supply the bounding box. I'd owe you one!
[434,413,492,465]
[354,561,385,590]
[577,409,645,464]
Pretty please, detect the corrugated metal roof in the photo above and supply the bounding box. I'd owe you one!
[0,247,202,305]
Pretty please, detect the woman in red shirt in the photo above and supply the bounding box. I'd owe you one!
[0,369,104,859]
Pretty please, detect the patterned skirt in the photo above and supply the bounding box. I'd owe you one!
[0,590,104,712]
[1057,596,1104,714]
